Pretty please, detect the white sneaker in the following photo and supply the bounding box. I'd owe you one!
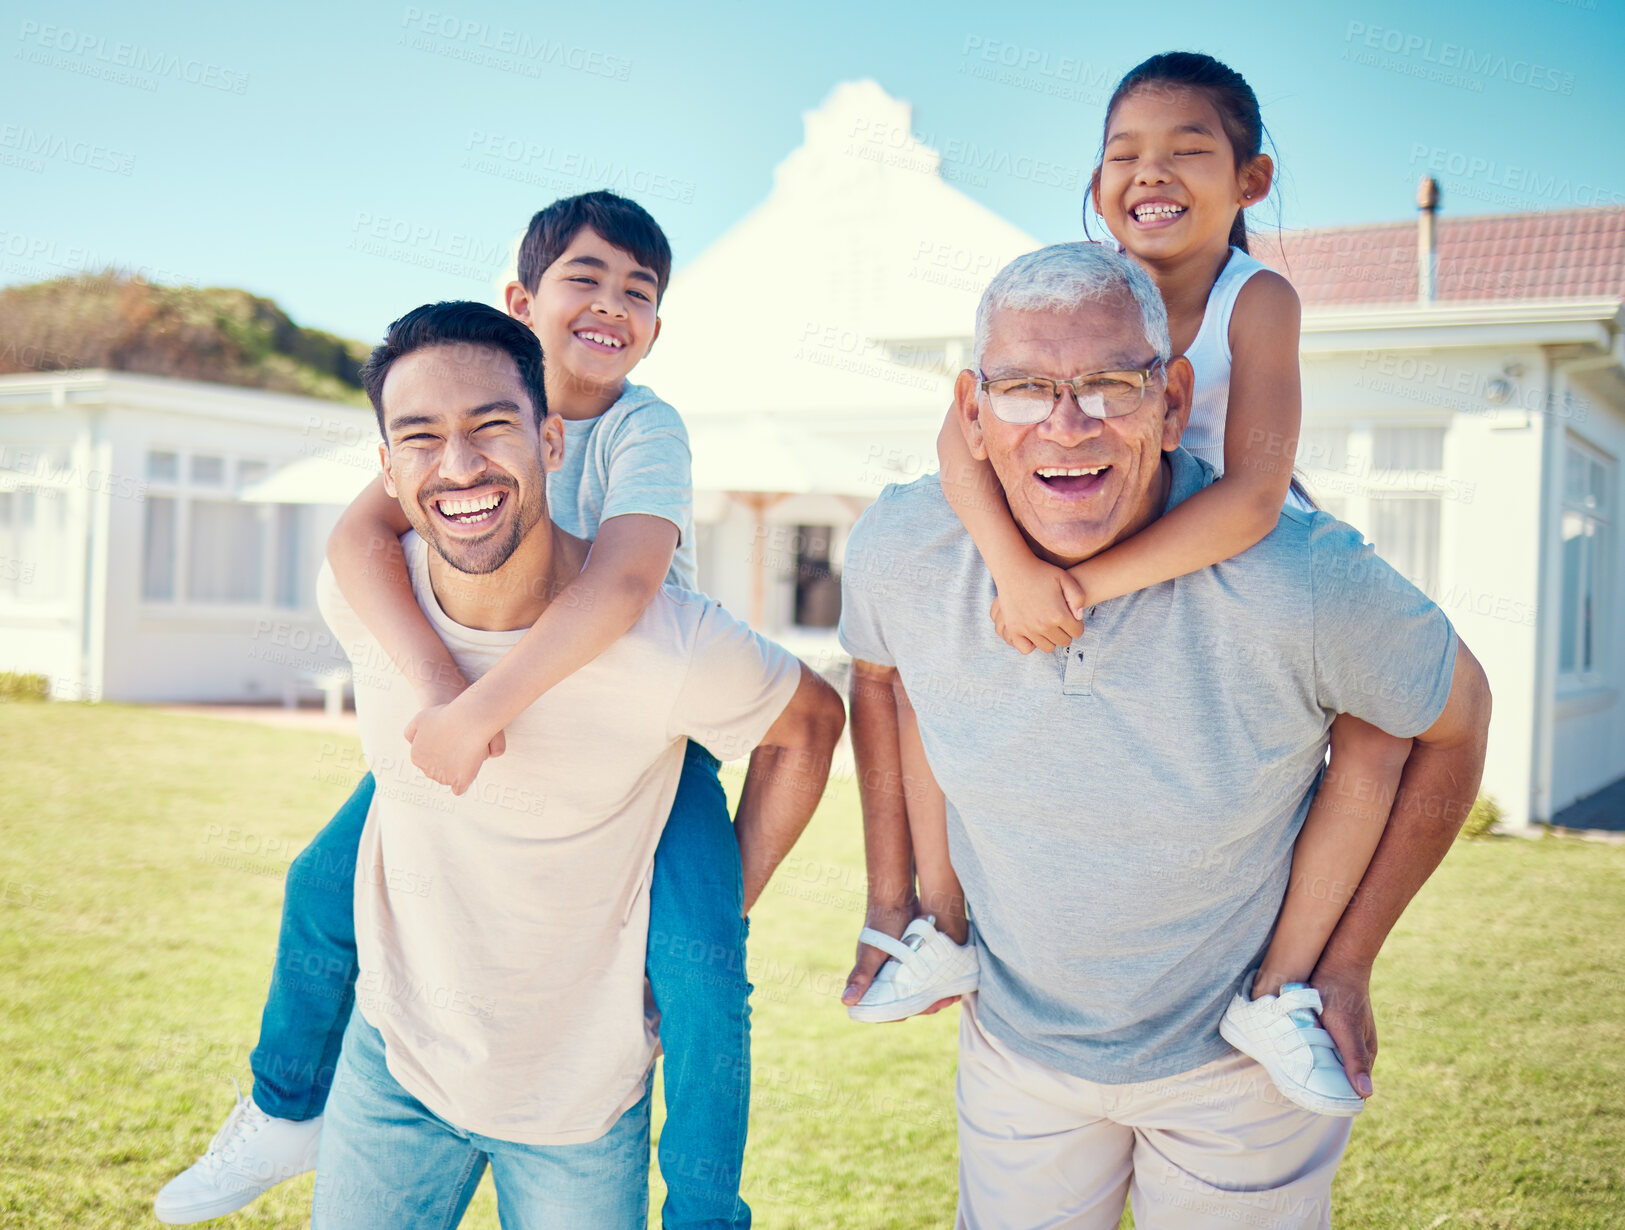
[1219,973,1366,1117]
[847,916,980,1023]
[153,1082,323,1224]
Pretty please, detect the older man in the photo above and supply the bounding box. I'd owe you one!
[310,301,844,1227]
[837,243,1490,1228]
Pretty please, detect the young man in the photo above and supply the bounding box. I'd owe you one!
[156,194,783,1228]
[312,300,842,1226]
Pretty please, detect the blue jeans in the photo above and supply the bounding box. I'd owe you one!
[250,742,752,1229]
[314,1013,651,1230]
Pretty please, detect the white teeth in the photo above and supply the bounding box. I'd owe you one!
[578,330,624,348]
[1134,204,1185,221]
[1037,466,1106,478]
[437,493,502,517]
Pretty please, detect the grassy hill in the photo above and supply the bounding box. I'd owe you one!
[0,274,369,404]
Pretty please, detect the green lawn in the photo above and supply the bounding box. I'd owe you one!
[2,704,1622,1228]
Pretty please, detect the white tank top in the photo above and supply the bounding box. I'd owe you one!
[1179,246,1268,476]
[1176,247,1313,511]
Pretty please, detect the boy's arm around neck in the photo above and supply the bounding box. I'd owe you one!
[447,512,679,739]
[327,474,467,704]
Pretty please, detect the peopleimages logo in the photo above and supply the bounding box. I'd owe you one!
[1408,144,1625,209]
[1342,21,1576,94]
[398,7,631,81]
[0,125,135,176]
[15,20,251,93]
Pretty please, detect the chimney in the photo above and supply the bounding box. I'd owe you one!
[1417,176,1441,303]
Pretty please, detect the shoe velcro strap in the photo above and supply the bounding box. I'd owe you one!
[1299,1027,1339,1053]
[858,927,918,965]
[1276,985,1325,1014]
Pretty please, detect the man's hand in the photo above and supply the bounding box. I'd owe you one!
[403,700,506,795]
[990,558,1086,654]
[1311,959,1377,1100]
[841,904,959,1019]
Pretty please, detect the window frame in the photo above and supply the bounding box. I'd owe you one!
[1557,433,1614,691]
[140,450,311,617]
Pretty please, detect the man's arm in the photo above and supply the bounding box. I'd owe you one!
[733,662,846,914]
[1312,638,1492,1096]
[840,659,924,1007]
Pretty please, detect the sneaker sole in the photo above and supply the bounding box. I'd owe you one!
[153,1152,318,1224]
[1218,1015,1366,1118]
[846,973,980,1023]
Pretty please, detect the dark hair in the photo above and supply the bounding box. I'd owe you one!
[1090,52,1272,253]
[360,301,548,435]
[515,190,672,303]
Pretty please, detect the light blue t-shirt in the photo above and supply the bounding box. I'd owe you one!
[837,448,1458,1084]
[549,381,696,589]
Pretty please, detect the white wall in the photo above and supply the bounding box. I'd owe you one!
[1300,345,1546,827]
[0,408,96,696]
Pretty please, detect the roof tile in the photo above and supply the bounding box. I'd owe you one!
[1249,206,1625,306]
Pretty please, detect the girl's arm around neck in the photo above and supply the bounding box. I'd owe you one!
[937,410,1084,652]
[1069,271,1302,604]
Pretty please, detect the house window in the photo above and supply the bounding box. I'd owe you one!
[1372,425,1445,472]
[189,455,226,485]
[142,497,177,601]
[1559,436,1613,681]
[1368,495,1442,596]
[142,450,309,610]
[187,500,266,603]
[1300,420,1449,597]
[0,487,71,604]
[793,524,842,628]
[274,505,309,610]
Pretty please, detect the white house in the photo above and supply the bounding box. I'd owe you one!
[1247,207,1625,831]
[637,79,1039,653]
[0,370,373,703]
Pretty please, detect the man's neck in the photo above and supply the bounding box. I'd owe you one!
[425,521,591,632]
[1133,453,1176,543]
[547,372,627,422]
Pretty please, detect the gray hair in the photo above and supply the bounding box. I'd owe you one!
[972,242,1171,369]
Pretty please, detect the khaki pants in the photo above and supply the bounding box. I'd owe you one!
[955,995,1352,1230]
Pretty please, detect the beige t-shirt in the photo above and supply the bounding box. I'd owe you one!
[316,533,801,1145]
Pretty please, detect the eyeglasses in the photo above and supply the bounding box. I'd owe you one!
[976,358,1169,425]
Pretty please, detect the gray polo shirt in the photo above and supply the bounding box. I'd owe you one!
[837,448,1457,1084]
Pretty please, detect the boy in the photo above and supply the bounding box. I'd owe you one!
[155,192,762,1229]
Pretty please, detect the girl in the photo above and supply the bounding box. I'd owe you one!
[846,52,1412,1119]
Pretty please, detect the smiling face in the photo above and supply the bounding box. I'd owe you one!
[505,226,662,417]
[958,295,1192,568]
[378,343,562,576]
[1092,85,1271,267]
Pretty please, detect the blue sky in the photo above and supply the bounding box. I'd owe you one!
[4,0,1621,340]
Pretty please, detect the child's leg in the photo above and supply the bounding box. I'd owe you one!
[247,771,374,1120]
[646,741,751,1230]
[1253,717,1412,998]
[894,679,967,944]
